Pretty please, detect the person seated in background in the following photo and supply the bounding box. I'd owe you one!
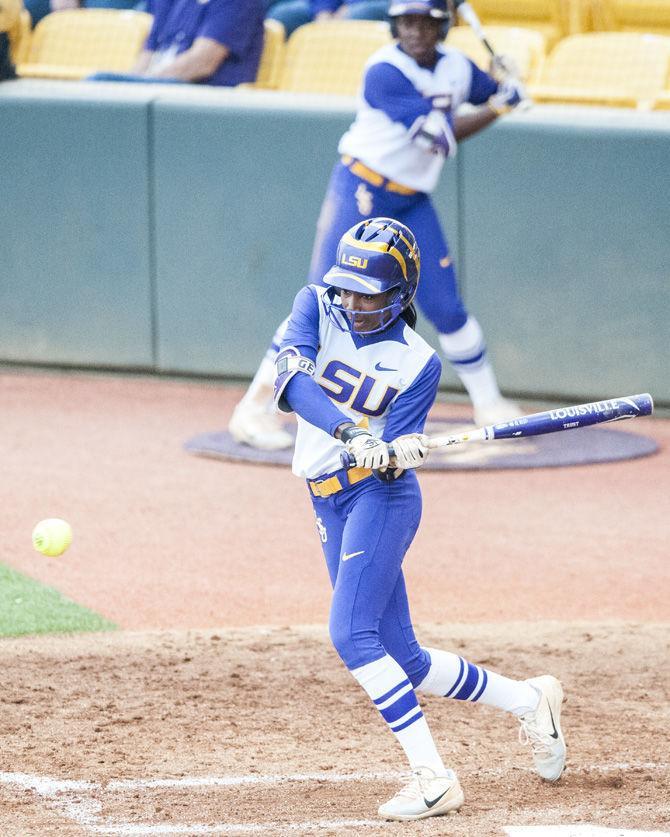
[267,0,389,39]
[0,0,20,80]
[89,0,264,86]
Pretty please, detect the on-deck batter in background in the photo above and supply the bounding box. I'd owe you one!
[273,215,567,821]
[229,0,527,451]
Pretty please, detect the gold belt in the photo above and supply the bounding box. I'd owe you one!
[308,466,372,498]
[341,155,417,196]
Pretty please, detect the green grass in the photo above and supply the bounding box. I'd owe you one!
[0,564,117,637]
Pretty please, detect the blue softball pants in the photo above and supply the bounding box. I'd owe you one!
[307,161,468,335]
[310,470,432,686]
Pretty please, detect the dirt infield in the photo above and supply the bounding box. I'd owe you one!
[1,369,669,834]
[2,624,669,835]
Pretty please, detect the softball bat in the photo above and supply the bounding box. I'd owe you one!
[340,393,653,469]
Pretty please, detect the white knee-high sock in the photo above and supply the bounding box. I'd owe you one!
[438,316,502,408]
[417,648,539,716]
[351,655,446,772]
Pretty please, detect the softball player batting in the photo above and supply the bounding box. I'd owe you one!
[230,0,526,450]
[274,217,566,821]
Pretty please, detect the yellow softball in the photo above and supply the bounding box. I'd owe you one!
[32,518,73,557]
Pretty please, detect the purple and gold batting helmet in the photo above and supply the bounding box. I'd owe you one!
[388,0,452,38]
[322,217,420,335]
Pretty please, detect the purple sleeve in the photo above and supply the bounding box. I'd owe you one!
[311,0,339,12]
[363,61,431,130]
[382,353,441,440]
[466,58,498,105]
[200,0,261,55]
[281,285,321,356]
[145,0,166,51]
[280,287,352,436]
[283,375,353,437]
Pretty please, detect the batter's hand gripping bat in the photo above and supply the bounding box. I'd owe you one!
[340,393,654,469]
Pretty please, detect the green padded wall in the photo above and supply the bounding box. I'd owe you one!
[460,111,670,401]
[1,83,668,404]
[151,98,351,375]
[0,89,154,367]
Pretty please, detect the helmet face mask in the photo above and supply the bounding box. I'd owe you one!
[323,218,420,336]
[326,287,404,335]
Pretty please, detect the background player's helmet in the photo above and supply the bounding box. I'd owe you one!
[323,218,420,335]
[388,0,452,39]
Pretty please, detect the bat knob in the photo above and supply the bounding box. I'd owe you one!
[340,450,354,469]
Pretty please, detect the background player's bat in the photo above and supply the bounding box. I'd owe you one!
[453,0,521,80]
[453,0,499,63]
[340,393,653,469]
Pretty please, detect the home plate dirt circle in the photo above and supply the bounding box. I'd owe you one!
[184,418,658,470]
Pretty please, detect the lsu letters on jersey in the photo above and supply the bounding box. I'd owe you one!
[279,285,441,479]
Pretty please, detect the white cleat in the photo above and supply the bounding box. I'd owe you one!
[228,402,293,451]
[378,766,464,821]
[473,397,524,427]
[518,675,566,781]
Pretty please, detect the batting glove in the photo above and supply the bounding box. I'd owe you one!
[488,77,527,115]
[410,109,457,158]
[391,433,429,470]
[340,426,390,471]
[489,53,521,83]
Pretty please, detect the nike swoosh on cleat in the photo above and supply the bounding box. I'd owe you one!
[374,362,397,372]
[547,704,560,739]
[342,550,364,562]
[424,790,448,809]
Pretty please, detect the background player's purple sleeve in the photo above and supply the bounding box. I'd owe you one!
[363,62,432,130]
[382,353,442,441]
[466,59,498,104]
[280,287,353,436]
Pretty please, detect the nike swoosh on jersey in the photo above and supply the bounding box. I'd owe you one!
[374,362,397,372]
[342,550,364,561]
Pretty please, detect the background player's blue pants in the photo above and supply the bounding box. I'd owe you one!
[310,471,432,685]
[308,161,468,335]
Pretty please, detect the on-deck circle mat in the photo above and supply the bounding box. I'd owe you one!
[184,417,658,471]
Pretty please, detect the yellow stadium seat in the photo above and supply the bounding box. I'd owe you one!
[254,18,286,89]
[653,89,670,108]
[528,32,670,108]
[0,0,20,32]
[591,0,670,37]
[446,24,547,83]
[17,8,152,80]
[278,19,391,96]
[454,0,570,48]
[7,8,31,65]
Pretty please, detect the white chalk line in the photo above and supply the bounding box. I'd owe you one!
[505,828,669,837]
[91,818,383,835]
[1,763,668,836]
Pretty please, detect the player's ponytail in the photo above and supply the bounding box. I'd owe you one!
[401,302,417,329]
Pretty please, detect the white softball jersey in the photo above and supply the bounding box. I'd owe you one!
[339,42,491,193]
[282,285,440,480]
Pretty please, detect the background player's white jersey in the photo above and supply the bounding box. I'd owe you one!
[339,43,478,194]
[291,286,437,479]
